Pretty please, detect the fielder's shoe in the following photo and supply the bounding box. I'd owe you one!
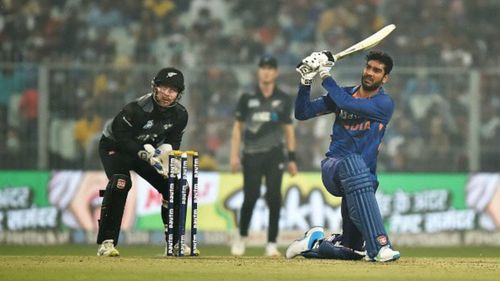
[285,226,325,259]
[264,243,281,257]
[97,239,120,257]
[365,245,400,262]
[231,236,246,256]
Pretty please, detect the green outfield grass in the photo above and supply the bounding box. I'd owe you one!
[1,245,499,281]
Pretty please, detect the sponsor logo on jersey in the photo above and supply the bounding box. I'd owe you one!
[143,120,154,129]
[252,111,271,122]
[248,99,260,108]
[339,109,371,131]
[136,133,158,142]
[338,109,361,120]
[163,123,173,130]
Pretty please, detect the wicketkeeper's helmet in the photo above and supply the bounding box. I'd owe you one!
[152,67,185,93]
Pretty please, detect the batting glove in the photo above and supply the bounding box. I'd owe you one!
[319,60,335,79]
[302,50,335,70]
[296,64,317,85]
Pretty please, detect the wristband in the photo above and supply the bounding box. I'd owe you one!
[288,151,296,162]
[301,78,313,86]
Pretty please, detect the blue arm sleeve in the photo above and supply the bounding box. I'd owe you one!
[294,84,336,120]
[322,77,394,124]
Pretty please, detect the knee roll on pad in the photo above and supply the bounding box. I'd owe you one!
[321,157,343,196]
[97,174,131,245]
[337,154,389,258]
[338,154,371,189]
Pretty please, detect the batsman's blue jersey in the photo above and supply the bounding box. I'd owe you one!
[295,77,394,179]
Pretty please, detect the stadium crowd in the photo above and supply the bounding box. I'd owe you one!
[0,0,499,171]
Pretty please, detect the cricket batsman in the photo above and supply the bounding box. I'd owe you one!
[286,50,400,262]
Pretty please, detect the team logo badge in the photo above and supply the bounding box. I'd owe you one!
[164,123,173,130]
[272,100,281,107]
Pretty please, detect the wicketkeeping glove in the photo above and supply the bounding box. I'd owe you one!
[138,144,169,177]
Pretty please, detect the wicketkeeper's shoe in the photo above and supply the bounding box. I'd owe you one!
[264,243,281,257]
[231,236,246,256]
[285,226,325,259]
[97,239,120,257]
[365,245,400,262]
[166,243,198,256]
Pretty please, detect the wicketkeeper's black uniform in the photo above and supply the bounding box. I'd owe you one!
[97,68,188,247]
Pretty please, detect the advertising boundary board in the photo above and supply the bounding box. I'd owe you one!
[1,171,499,246]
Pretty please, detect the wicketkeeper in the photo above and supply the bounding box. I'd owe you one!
[96,67,188,257]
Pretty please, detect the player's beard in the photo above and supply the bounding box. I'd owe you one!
[153,91,176,109]
[361,75,383,91]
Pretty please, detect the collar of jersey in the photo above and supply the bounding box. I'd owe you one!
[348,85,385,99]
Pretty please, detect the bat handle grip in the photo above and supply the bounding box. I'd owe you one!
[322,50,336,62]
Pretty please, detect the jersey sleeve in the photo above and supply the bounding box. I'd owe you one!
[322,77,394,124]
[111,103,144,155]
[234,94,247,122]
[294,84,336,120]
[282,94,294,124]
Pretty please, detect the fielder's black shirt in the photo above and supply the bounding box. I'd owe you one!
[235,85,293,154]
[102,93,188,155]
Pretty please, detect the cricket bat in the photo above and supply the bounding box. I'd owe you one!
[297,24,396,74]
[332,24,396,62]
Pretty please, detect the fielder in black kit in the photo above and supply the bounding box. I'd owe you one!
[96,67,188,257]
[230,55,298,257]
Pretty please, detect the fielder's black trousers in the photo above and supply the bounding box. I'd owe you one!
[239,147,284,243]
